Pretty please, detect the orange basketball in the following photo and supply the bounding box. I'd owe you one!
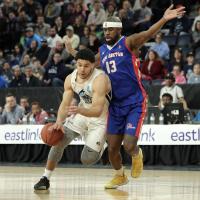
[41,123,64,146]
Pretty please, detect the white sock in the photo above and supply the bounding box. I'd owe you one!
[43,168,53,180]
[115,166,124,176]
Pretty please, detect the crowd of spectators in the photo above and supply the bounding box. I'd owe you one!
[0,0,200,124]
[0,93,52,124]
[0,0,199,89]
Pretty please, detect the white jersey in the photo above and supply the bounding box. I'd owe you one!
[70,68,110,120]
[64,68,110,151]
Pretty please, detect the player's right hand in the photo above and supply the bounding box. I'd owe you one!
[51,122,64,132]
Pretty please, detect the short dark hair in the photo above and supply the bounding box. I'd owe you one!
[75,48,95,63]
[31,101,41,107]
[6,93,15,98]
[162,93,173,101]
[20,96,29,101]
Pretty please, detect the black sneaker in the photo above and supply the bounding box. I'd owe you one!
[34,176,50,190]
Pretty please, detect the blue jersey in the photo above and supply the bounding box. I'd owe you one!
[99,36,146,107]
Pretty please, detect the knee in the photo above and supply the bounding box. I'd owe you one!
[107,145,120,157]
[123,141,136,155]
[81,147,99,165]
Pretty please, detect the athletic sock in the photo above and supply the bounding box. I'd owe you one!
[115,166,124,176]
[42,168,53,180]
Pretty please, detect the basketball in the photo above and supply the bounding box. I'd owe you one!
[41,123,64,146]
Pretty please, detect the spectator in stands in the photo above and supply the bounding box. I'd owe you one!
[46,40,70,64]
[158,93,173,110]
[23,40,39,59]
[88,32,101,54]
[31,59,45,81]
[192,6,200,32]
[159,73,188,110]
[17,8,30,31]
[0,93,24,124]
[80,26,90,48]
[74,3,86,20]
[0,49,6,66]
[43,52,71,87]
[9,65,24,87]
[0,68,7,88]
[141,50,166,84]
[15,0,25,14]
[0,8,7,50]
[172,64,186,84]
[105,2,118,19]
[35,39,51,66]
[1,0,14,16]
[61,2,76,27]
[150,32,170,61]
[2,61,13,84]
[20,54,31,69]
[35,15,50,37]
[132,0,152,32]
[54,16,65,37]
[24,0,41,22]
[24,27,41,49]
[118,3,134,35]
[73,15,85,37]
[168,47,184,72]
[86,0,106,30]
[63,26,80,49]
[7,11,21,50]
[44,0,61,25]
[28,101,48,124]
[21,65,41,87]
[183,52,195,75]
[9,44,23,66]
[121,0,134,20]
[20,96,30,115]
[187,63,200,84]
[47,26,62,48]
[192,20,200,50]
[169,4,190,35]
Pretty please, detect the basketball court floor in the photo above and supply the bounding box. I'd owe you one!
[0,166,200,200]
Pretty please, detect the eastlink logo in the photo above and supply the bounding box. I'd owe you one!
[171,128,200,141]
[4,128,41,141]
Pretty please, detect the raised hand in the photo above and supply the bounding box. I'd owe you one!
[163,4,186,21]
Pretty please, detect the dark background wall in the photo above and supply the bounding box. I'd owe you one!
[0,84,200,111]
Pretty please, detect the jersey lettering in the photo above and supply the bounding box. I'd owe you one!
[106,60,117,74]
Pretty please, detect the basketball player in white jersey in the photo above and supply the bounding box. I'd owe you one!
[34,48,111,191]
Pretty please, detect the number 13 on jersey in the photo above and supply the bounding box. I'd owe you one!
[106,60,117,74]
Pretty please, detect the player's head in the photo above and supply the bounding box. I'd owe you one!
[75,48,95,79]
[103,17,122,46]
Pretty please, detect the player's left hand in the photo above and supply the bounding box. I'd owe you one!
[67,105,79,115]
[163,4,185,21]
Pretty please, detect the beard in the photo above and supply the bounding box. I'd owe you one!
[105,34,121,46]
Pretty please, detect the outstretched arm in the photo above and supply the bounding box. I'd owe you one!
[126,5,186,51]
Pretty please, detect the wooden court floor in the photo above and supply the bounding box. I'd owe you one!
[0,166,200,200]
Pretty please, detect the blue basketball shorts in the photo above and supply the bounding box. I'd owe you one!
[107,103,146,137]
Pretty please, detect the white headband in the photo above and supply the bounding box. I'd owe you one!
[103,21,122,28]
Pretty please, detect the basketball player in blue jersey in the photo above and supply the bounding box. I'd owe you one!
[66,5,185,189]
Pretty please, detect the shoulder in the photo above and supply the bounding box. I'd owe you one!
[93,71,109,87]
[16,105,24,112]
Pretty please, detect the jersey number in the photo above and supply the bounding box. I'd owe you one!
[106,60,117,74]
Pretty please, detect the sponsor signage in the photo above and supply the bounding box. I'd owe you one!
[0,125,200,145]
